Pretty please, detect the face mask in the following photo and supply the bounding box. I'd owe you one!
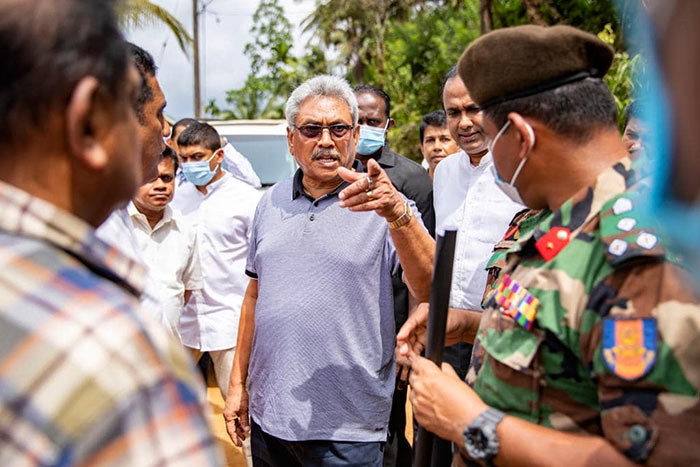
[489,120,533,206]
[356,121,389,156]
[182,150,220,186]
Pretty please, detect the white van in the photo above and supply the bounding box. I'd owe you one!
[207,119,297,187]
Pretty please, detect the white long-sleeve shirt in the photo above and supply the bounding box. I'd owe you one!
[175,172,262,351]
[433,151,523,310]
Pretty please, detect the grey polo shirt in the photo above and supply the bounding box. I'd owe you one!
[245,168,418,442]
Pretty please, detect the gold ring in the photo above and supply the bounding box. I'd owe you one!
[367,190,373,201]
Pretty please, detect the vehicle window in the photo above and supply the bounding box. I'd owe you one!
[224,134,297,187]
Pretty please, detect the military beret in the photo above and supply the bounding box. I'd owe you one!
[458,25,614,109]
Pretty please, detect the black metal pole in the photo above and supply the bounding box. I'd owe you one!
[413,229,457,467]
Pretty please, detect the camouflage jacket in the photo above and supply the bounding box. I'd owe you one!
[482,208,543,302]
[467,159,700,465]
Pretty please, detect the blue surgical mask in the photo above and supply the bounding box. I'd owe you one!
[182,150,220,186]
[488,120,531,206]
[356,121,389,156]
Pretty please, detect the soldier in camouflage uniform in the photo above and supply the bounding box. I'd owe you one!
[398,25,700,466]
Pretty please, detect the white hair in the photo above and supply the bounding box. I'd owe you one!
[285,75,359,128]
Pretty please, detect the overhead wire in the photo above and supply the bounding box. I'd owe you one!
[158,0,182,66]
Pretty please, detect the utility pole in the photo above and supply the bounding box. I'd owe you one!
[193,0,201,118]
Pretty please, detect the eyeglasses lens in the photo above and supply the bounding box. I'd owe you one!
[298,125,351,139]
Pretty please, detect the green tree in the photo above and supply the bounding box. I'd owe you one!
[299,0,628,160]
[597,23,644,130]
[382,1,481,160]
[301,0,425,84]
[117,0,191,54]
[213,0,636,159]
[488,0,621,40]
[207,0,331,119]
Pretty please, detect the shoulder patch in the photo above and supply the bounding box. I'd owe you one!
[599,193,666,266]
[485,209,543,271]
[602,318,657,381]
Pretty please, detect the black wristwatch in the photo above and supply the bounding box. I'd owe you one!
[463,407,506,463]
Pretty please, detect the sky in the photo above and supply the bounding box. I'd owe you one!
[125,0,315,120]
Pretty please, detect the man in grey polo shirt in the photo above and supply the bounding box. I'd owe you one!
[223,75,435,466]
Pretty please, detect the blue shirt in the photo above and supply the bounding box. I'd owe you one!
[245,169,408,442]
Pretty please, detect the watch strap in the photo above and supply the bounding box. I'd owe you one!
[463,407,506,461]
[388,201,412,229]
[481,407,506,426]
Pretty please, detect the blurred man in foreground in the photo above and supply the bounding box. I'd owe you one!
[646,0,700,290]
[0,0,221,464]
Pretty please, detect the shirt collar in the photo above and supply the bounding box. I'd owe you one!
[128,201,175,232]
[203,170,230,196]
[176,168,187,186]
[0,181,145,296]
[513,158,636,251]
[292,160,363,201]
[127,200,140,218]
[461,150,492,171]
[374,145,396,168]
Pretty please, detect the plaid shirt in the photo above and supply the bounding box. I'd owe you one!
[0,182,223,466]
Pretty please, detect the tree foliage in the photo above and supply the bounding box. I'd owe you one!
[597,23,644,130]
[206,0,330,119]
[380,2,481,158]
[117,0,191,55]
[213,0,638,160]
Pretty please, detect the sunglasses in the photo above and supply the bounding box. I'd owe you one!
[296,124,354,139]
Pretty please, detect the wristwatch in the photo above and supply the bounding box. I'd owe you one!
[463,407,506,463]
[388,201,412,229]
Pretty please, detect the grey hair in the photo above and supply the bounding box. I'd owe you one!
[285,75,359,129]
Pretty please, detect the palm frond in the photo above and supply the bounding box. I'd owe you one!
[117,0,192,57]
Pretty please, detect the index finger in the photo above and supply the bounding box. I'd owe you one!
[397,312,416,339]
[366,158,383,176]
[225,420,241,446]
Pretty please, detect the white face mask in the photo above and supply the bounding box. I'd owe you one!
[488,120,534,206]
[182,149,220,186]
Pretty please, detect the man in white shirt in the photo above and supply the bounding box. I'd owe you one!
[129,147,202,337]
[174,121,262,399]
[434,66,523,308]
[168,118,262,191]
[419,110,460,180]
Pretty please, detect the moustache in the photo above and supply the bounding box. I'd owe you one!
[311,150,341,161]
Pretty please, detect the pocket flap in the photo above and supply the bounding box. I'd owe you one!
[479,308,544,371]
